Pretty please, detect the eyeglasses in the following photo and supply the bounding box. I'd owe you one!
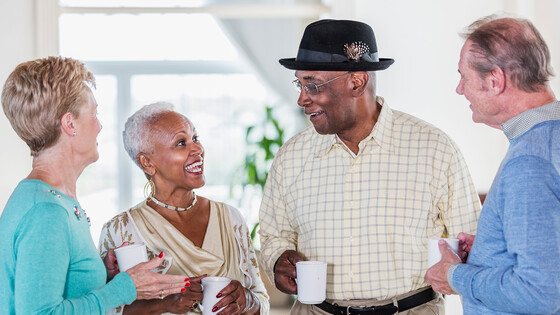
[292,72,351,95]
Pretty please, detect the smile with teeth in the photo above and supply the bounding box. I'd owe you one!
[185,160,203,173]
[309,111,324,118]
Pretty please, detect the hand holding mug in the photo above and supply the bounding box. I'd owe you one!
[457,232,475,262]
[273,250,304,294]
[127,252,190,300]
[163,275,205,314]
[103,242,129,279]
[205,279,248,315]
[424,239,461,295]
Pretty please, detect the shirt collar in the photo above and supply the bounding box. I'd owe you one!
[314,96,394,157]
[501,100,560,140]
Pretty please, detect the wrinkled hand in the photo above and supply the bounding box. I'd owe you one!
[424,239,461,295]
[209,280,247,315]
[127,252,190,300]
[274,250,304,295]
[457,232,475,263]
[163,275,205,314]
[104,242,128,279]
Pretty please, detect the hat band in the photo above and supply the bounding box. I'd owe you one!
[296,48,379,63]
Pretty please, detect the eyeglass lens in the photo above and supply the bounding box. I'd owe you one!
[292,72,350,95]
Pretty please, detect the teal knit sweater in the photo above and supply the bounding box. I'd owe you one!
[0,180,136,314]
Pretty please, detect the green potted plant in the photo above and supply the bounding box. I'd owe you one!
[235,105,292,309]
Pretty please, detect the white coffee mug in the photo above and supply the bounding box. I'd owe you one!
[296,261,327,304]
[114,244,148,272]
[427,238,459,268]
[201,276,231,315]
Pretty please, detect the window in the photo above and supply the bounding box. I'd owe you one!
[45,1,311,243]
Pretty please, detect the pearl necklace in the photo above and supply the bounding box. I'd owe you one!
[149,192,197,211]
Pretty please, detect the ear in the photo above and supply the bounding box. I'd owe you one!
[137,153,156,177]
[350,72,368,96]
[60,112,76,136]
[487,66,506,94]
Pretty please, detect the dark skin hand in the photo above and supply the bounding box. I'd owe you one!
[104,249,120,280]
[123,275,205,315]
[211,279,259,315]
[273,250,304,294]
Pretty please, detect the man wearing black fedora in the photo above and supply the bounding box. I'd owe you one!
[259,19,481,314]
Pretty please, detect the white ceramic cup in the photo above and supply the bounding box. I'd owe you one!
[114,244,148,272]
[428,238,459,268]
[201,276,231,315]
[296,261,327,304]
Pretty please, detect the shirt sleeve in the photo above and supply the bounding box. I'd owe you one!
[14,204,136,314]
[258,152,298,282]
[438,140,481,238]
[451,156,560,314]
[229,208,270,315]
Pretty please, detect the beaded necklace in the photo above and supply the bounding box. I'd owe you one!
[149,192,197,211]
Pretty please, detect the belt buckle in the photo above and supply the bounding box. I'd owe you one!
[346,305,371,315]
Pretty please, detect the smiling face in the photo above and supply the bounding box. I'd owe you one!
[295,70,360,136]
[145,111,205,194]
[456,40,502,127]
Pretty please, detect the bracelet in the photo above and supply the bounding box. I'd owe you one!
[242,287,258,313]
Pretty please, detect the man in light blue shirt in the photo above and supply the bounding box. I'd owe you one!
[424,15,560,314]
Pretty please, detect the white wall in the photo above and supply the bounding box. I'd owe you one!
[0,0,35,209]
[330,0,560,193]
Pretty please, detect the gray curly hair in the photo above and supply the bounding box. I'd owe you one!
[123,101,175,169]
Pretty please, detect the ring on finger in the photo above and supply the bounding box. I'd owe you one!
[191,300,199,310]
[235,301,241,311]
[159,289,165,299]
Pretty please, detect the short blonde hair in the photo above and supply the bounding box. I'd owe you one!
[1,56,95,156]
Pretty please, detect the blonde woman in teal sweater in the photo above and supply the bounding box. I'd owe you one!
[0,56,190,314]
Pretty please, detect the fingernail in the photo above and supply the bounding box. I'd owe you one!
[114,260,118,264]
[185,282,191,287]
[185,277,190,281]
[212,307,218,312]
[439,240,446,245]
[216,293,222,298]
[158,251,164,258]
[181,288,186,292]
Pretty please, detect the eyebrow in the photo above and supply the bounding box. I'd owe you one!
[172,130,188,137]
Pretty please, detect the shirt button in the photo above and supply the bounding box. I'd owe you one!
[349,271,354,277]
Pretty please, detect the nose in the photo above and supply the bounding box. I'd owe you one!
[192,142,204,156]
[297,90,312,108]
[456,79,464,95]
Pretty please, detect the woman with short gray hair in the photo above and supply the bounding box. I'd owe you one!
[99,102,269,314]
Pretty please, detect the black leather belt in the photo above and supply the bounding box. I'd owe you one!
[315,287,436,315]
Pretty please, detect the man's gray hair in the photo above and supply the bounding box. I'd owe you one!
[461,14,554,92]
[123,101,175,169]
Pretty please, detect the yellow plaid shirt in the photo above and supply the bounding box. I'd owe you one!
[259,96,481,300]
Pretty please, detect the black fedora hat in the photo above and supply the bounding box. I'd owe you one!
[279,19,394,71]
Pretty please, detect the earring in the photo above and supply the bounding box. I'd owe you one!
[144,177,156,199]
[72,131,77,137]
